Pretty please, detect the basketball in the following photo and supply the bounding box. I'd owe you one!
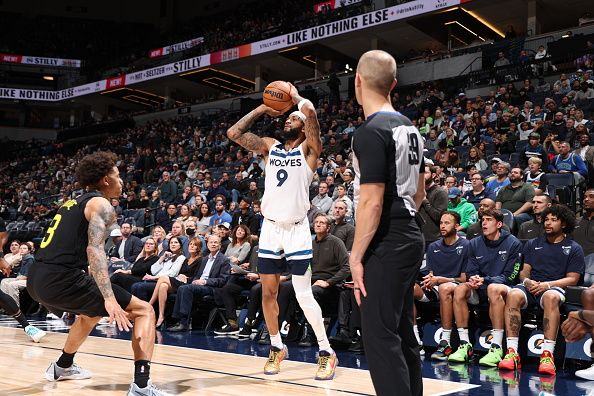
[263,81,293,112]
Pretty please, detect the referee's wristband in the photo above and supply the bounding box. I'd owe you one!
[297,99,312,111]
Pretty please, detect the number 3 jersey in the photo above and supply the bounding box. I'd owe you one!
[352,111,424,219]
[261,140,313,223]
[36,191,102,270]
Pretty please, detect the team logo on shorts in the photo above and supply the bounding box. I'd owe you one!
[478,329,494,349]
[456,246,464,256]
[498,250,508,261]
[528,333,545,355]
[562,246,571,256]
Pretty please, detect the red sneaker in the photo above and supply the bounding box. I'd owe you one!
[498,348,521,371]
[538,351,556,376]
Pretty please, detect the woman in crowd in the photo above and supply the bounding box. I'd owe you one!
[3,240,22,274]
[465,146,488,171]
[225,224,252,265]
[148,237,202,328]
[163,220,189,257]
[131,236,186,302]
[196,202,213,235]
[177,204,198,224]
[111,238,160,292]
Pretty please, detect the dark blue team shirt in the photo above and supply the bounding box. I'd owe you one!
[523,236,585,282]
[465,230,523,286]
[426,237,470,278]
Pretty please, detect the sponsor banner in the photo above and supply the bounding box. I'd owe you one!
[0,87,60,101]
[565,334,591,361]
[210,45,251,65]
[314,0,363,13]
[126,55,210,85]
[252,0,460,55]
[149,36,204,58]
[0,54,81,67]
[106,75,126,90]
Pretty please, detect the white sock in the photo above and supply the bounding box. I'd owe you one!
[543,339,556,354]
[458,328,470,344]
[506,337,519,352]
[419,294,430,303]
[413,325,422,345]
[441,329,452,344]
[292,270,332,352]
[270,332,284,350]
[491,329,504,348]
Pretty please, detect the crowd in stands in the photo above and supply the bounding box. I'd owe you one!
[1,52,594,375]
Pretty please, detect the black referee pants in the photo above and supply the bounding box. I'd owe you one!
[361,239,423,396]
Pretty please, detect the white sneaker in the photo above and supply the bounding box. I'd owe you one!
[44,361,92,381]
[127,380,173,396]
[25,325,47,343]
[46,313,61,321]
[576,363,594,380]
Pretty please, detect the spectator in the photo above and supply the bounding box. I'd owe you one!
[148,237,203,329]
[3,240,22,274]
[520,132,548,170]
[486,161,511,195]
[196,203,213,234]
[465,146,488,171]
[162,220,189,257]
[167,235,230,332]
[177,204,198,224]
[501,206,584,375]
[215,222,232,253]
[575,133,594,167]
[158,171,178,203]
[210,199,232,226]
[109,222,144,271]
[419,165,449,244]
[148,226,167,256]
[419,211,469,360]
[297,214,349,346]
[494,51,511,68]
[230,197,260,236]
[224,224,252,265]
[446,209,522,367]
[312,182,333,214]
[131,236,186,302]
[573,188,594,255]
[550,141,588,184]
[245,181,263,202]
[329,184,353,217]
[495,167,536,227]
[463,173,495,208]
[447,187,477,232]
[111,237,161,292]
[466,198,509,240]
[330,200,354,251]
[156,203,178,232]
[0,243,34,305]
[517,194,552,240]
[524,157,545,192]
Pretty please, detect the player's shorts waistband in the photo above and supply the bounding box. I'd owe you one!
[266,217,305,225]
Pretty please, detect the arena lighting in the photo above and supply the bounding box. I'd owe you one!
[302,55,316,64]
[444,21,478,37]
[179,67,255,85]
[122,95,161,106]
[42,76,54,81]
[460,7,505,37]
[278,46,299,53]
[202,77,245,93]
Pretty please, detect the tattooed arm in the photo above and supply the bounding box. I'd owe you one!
[85,197,132,330]
[287,83,322,160]
[227,104,280,155]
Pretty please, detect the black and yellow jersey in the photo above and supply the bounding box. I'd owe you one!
[36,191,103,270]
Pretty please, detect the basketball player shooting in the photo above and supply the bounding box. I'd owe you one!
[227,82,338,380]
[27,152,172,396]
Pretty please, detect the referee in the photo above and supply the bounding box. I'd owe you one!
[350,50,426,396]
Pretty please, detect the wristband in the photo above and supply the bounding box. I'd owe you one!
[579,310,586,322]
[297,99,311,111]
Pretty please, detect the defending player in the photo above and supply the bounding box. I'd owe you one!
[27,152,172,396]
[227,83,337,380]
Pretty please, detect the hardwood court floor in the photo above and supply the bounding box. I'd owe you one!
[0,326,478,395]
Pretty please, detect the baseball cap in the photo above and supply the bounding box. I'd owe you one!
[491,157,502,163]
[218,222,231,229]
[529,132,541,139]
[110,228,122,237]
[448,187,462,199]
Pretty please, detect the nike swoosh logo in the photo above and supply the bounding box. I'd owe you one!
[476,256,483,259]
[535,247,543,250]
[433,250,440,253]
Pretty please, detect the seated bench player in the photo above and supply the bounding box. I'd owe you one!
[500,205,584,375]
[414,211,469,358]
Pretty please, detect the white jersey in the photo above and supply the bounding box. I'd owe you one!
[261,140,313,223]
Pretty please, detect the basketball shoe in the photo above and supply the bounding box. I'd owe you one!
[25,325,46,343]
[128,380,173,396]
[45,361,92,381]
[264,345,288,375]
[315,350,338,380]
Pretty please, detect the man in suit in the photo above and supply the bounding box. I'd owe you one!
[109,222,143,271]
[168,235,231,331]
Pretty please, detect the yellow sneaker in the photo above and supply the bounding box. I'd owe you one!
[264,345,288,375]
[315,350,338,380]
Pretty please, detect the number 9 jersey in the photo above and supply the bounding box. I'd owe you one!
[261,141,313,223]
[35,191,103,270]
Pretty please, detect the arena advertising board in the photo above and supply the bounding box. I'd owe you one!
[149,36,205,58]
[0,53,82,68]
[0,0,466,102]
[314,0,363,14]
